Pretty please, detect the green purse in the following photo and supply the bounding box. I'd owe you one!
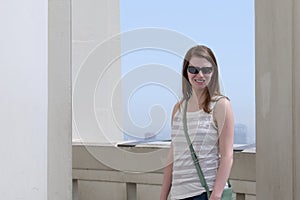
[182,99,233,200]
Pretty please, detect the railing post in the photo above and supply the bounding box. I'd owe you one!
[126,183,137,200]
[72,179,78,200]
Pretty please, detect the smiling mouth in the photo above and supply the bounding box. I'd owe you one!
[195,79,205,83]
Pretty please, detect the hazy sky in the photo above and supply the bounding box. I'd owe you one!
[120,1,255,143]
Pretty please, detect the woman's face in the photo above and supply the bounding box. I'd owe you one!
[187,56,213,92]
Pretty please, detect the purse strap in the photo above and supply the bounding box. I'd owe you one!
[182,98,211,198]
[182,98,232,198]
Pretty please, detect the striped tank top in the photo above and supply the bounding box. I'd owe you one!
[170,97,223,200]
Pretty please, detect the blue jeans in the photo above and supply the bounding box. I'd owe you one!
[181,192,208,200]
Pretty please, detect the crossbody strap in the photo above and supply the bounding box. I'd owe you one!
[182,98,211,198]
[183,98,232,198]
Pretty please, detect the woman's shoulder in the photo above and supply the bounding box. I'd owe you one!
[212,95,234,132]
[211,95,231,111]
[171,99,185,121]
[211,95,230,102]
[172,100,184,115]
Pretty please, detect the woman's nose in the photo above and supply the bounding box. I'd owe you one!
[196,70,204,76]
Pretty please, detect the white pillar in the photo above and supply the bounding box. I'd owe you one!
[0,1,48,199]
[48,0,72,200]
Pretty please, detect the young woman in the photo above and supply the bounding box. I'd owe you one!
[160,45,234,200]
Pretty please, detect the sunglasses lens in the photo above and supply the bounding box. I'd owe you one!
[187,66,198,74]
[202,67,213,74]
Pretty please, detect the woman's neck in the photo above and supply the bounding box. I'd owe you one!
[189,89,207,109]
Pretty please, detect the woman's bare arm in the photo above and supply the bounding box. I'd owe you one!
[210,98,234,200]
[160,102,181,200]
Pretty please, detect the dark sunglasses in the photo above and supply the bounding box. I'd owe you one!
[187,66,213,74]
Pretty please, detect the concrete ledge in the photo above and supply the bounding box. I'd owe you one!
[72,143,169,173]
[72,143,256,200]
[231,180,256,195]
[231,150,256,181]
[73,169,163,185]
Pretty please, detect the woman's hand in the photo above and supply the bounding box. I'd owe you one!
[208,193,222,200]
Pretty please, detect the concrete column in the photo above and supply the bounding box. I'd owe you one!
[293,0,300,198]
[48,0,72,200]
[256,0,299,199]
[0,1,48,199]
